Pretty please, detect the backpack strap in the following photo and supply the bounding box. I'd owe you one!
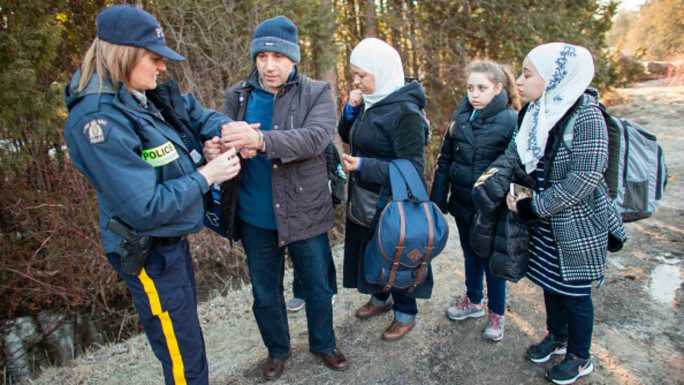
[561,95,600,151]
[389,162,410,201]
[382,201,406,291]
[390,159,429,202]
[408,201,436,293]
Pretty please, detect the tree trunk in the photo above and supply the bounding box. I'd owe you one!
[362,0,377,37]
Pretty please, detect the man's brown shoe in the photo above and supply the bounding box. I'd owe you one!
[381,320,415,341]
[315,348,350,371]
[262,356,288,380]
[355,299,393,319]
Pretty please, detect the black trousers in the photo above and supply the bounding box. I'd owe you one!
[544,290,594,359]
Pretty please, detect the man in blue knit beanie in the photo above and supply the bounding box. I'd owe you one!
[250,16,301,63]
[204,15,349,380]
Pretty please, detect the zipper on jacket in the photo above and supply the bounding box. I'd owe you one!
[350,109,367,157]
[121,96,194,170]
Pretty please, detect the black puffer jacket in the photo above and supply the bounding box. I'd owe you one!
[470,153,535,281]
[430,91,516,227]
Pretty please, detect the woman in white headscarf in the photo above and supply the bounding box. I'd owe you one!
[338,38,430,341]
[507,43,625,384]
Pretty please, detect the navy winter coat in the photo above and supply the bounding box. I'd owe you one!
[430,91,517,228]
[64,71,228,253]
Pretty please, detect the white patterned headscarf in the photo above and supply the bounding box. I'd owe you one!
[515,42,595,173]
[350,38,405,110]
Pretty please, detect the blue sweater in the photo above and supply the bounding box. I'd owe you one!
[238,86,277,230]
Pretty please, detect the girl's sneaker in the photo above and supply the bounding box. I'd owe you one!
[286,297,305,312]
[483,311,505,341]
[446,295,485,321]
[526,333,568,363]
[546,354,593,384]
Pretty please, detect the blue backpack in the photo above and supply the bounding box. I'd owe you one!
[364,159,449,292]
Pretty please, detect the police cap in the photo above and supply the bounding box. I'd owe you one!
[96,5,184,61]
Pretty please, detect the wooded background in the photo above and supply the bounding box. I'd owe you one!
[0,0,680,379]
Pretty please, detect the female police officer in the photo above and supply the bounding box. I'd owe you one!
[63,6,240,384]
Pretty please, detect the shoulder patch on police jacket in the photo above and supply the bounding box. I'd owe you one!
[142,141,179,167]
[83,119,108,144]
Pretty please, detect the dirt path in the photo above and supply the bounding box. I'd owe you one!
[34,85,684,385]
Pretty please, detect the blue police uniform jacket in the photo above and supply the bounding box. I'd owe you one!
[64,70,230,254]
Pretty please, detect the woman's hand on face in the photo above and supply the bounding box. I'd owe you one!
[349,89,363,107]
[506,192,520,213]
[341,153,360,171]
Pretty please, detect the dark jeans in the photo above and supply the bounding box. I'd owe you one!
[458,219,507,315]
[292,254,338,299]
[240,220,336,358]
[544,290,594,359]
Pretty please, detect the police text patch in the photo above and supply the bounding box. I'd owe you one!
[83,119,107,144]
[142,141,179,167]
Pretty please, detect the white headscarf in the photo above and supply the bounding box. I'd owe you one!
[350,38,405,110]
[515,42,595,173]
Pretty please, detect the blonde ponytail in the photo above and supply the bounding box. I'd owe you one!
[78,38,146,92]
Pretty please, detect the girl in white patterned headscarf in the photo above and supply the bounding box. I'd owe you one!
[515,43,594,173]
[507,42,626,384]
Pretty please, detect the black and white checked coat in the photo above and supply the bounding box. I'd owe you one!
[510,92,626,282]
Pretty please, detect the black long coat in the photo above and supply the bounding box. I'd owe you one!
[338,81,433,298]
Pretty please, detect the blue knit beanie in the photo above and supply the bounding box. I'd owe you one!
[251,16,300,63]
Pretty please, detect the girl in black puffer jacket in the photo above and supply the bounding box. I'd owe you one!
[430,61,520,342]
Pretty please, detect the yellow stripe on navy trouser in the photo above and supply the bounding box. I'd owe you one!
[138,268,187,385]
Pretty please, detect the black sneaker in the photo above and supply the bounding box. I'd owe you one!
[526,333,568,363]
[546,354,593,384]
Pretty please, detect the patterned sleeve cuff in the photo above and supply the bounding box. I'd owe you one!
[516,197,539,222]
[344,103,361,121]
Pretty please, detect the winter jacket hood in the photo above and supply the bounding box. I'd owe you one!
[456,88,509,122]
[373,79,427,111]
[65,69,116,111]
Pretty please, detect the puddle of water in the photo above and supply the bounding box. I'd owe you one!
[648,264,683,305]
[655,252,680,265]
